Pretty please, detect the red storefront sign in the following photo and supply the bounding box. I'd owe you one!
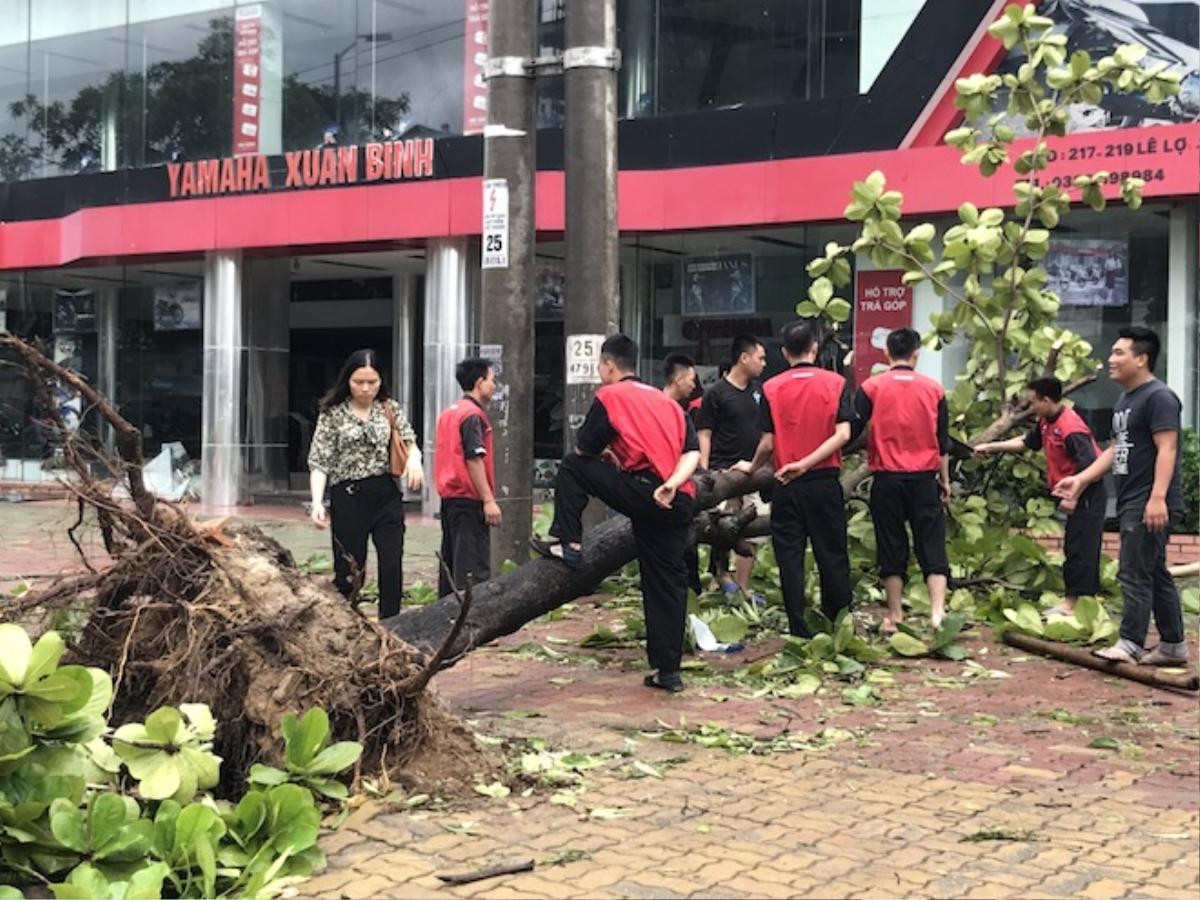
[463,0,490,134]
[853,270,913,387]
[232,5,263,155]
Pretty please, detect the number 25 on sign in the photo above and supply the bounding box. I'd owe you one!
[482,178,509,269]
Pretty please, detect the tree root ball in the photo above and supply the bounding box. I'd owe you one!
[68,524,495,795]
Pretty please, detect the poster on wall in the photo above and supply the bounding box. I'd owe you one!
[994,0,1199,131]
[1046,238,1129,307]
[53,289,96,334]
[852,269,912,386]
[233,4,263,155]
[535,261,564,320]
[154,283,203,331]
[682,254,754,316]
[463,0,490,134]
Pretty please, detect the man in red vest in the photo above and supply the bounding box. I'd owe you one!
[533,334,701,693]
[974,376,1106,616]
[434,358,500,598]
[734,321,855,635]
[854,328,951,632]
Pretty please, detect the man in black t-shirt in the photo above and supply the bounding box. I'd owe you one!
[1055,328,1188,666]
[696,335,767,597]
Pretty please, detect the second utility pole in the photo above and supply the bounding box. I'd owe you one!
[481,0,536,571]
[563,0,620,526]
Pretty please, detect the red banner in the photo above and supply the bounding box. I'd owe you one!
[463,0,490,134]
[233,6,263,155]
[853,269,913,387]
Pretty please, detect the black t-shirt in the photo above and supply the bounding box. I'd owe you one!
[696,378,762,469]
[1111,379,1183,514]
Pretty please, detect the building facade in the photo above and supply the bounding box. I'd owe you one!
[0,0,1196,508]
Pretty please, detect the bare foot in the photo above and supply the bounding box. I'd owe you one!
[880,617,899,635]
[931,612,945,631]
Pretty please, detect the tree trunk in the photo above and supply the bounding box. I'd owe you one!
[388,466,775,659]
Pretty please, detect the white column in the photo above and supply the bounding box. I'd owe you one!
[95,288,118,451]
[422,238,472,516]
[393,272,419,500]
[1167,203,1197,428]
[201,249,244,510]
[392,273,418,424]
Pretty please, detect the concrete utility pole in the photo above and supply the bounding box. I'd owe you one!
[563,0,620,523]
[480,0,537,571]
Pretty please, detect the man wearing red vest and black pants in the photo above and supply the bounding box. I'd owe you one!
[533,335,701,693]
[434,358,501,598]
[735,321,855,635]
[974,376,1105,616]
[854,328,951,632]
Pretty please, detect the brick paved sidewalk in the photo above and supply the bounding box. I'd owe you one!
[3,500,1197,899]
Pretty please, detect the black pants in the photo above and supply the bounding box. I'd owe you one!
[329,474,406,618]
[771,473,852,635]
[550,453,693,674]
[1117,509,1184,649]
[1062,483,1105,597]
[870,472,949,580]
[439,498,491,597]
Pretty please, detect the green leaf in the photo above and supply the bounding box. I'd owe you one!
[49,799,88,853]
[124,863,171,900]
[142,707,183,746]
[1088,736,1120,751]
[809,277,834,306]
[281,708,330,770]
[0,624,34,686]
[24,631,67,686]
[49,863,109,900]
[307,741,363,776]
[249,764,290,786]
[825,298,852,323]
[134,754,184,802]
[795,300,820,317]
[889,633,929,657]
[708,615,748,644]
[1044,617,1087,642]
[1002,603,1044,637]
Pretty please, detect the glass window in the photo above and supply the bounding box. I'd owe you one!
[0,1,31,183]
[280,0,466,152]
[620,0,862,119]
[23,4,128,178]
[0,263,204,482]
[1049,204,1172,440]
[125,8,235,167]
[621,224,858,385]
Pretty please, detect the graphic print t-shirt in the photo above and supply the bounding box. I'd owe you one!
[1110,379,1183,514]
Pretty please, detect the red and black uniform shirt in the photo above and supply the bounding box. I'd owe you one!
[853,366,949,474]
[434,396,494,501]
[578,376,699,496]
[759,363,854,479]
[1023,405,1099,490]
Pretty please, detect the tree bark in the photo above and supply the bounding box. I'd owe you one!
[1002,631,1198,692]
[388,465,775,659]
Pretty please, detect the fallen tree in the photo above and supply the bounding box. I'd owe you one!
[0,334,490,793]
[391,466,774,657]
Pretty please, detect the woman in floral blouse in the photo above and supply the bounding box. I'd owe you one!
[308,349,422,619]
